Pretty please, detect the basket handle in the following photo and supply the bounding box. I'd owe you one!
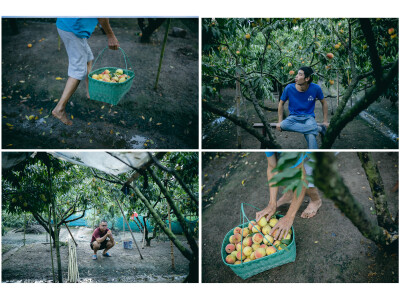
[91,47,132,71]
[239,202,279,251]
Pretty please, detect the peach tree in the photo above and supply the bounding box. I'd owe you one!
[202,18,398,148]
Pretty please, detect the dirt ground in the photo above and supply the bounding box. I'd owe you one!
[202,87,398,149]
[2,227,191,283]
[202,152,399,283]
[2,18,198,149]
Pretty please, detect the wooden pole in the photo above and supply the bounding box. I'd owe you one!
[154,18,171,90]
[167,203,175,269]
[114,197,143,259]
[142,227,146,249]
[336,71,339,113]
[236,60,242,148]
[23,213,26,246]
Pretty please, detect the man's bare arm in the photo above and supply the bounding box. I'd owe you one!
[320,99,329,127]
[98,18,119,50]
[256,154,278,222]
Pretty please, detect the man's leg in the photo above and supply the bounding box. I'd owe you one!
[103,239,115,255]
[277,190,293,207]
[85,60,93,99]
[303,116,319,149]
[52,77,80,125]
[91,241,100,254]
[304,134,318,149]
[301,187,322,218]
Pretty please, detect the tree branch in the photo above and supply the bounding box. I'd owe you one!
[147,153,198,206]
[313,152,397,248]
[203,100,281,148]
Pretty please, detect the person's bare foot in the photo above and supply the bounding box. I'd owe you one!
[301,198,322,218]
[277,191,293,207]
[52,109,72,126]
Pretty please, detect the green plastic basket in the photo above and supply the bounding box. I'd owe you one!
[221,203,296,280]
[88,47,135,105]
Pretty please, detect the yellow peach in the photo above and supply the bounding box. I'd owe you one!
[257,216,268,227]
[255,248,266,259]
[266,246,277,256]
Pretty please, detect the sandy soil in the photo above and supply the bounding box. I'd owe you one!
[202,87,398,149]
[201,152,398,283]
[2,18,198,149]
[2,227,191,283]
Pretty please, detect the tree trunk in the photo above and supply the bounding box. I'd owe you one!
[138,18,166,43]
[47,164,62,283]
[236,60,242,149]
[133,185,193,261]
[313,152,397,249]
[48,206,55,282]
[321,60,398,148]
[357,153,397,232]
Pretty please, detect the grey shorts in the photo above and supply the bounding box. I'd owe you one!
[58,28,94,80]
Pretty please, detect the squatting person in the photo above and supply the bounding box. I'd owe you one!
[90,220,115,260]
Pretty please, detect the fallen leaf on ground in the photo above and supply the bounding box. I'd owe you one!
[242,180,245,185]
[71,115,74,120]
[156,123,162,125]
[55,77,63,80]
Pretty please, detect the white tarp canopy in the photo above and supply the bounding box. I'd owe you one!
[51,152,150,175]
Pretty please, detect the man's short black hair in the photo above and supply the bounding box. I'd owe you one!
[299,66,314,84]
[100,220,107,224]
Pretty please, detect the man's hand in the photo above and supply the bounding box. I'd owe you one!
[322,122,330,128]
[256,202,277,223]
[270,215,293,241]
[276,122,282,132]
[107,36,119,50]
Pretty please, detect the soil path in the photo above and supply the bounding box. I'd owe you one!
[203,87,398,149]
[2,18,198,149]
[2,227,190,282]
[202,152,398,282]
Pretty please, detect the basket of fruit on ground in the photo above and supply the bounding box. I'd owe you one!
[88,47,135,105]
[221,203,296,280]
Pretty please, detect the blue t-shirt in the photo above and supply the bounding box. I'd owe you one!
[281,83,324,118]
[56,18,98,39]
[265,152,309,168]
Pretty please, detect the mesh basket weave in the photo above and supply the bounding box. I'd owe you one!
[88,47,134,105]
[221,203,296,280]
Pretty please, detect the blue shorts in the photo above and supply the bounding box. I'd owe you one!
[58,28,94,80]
